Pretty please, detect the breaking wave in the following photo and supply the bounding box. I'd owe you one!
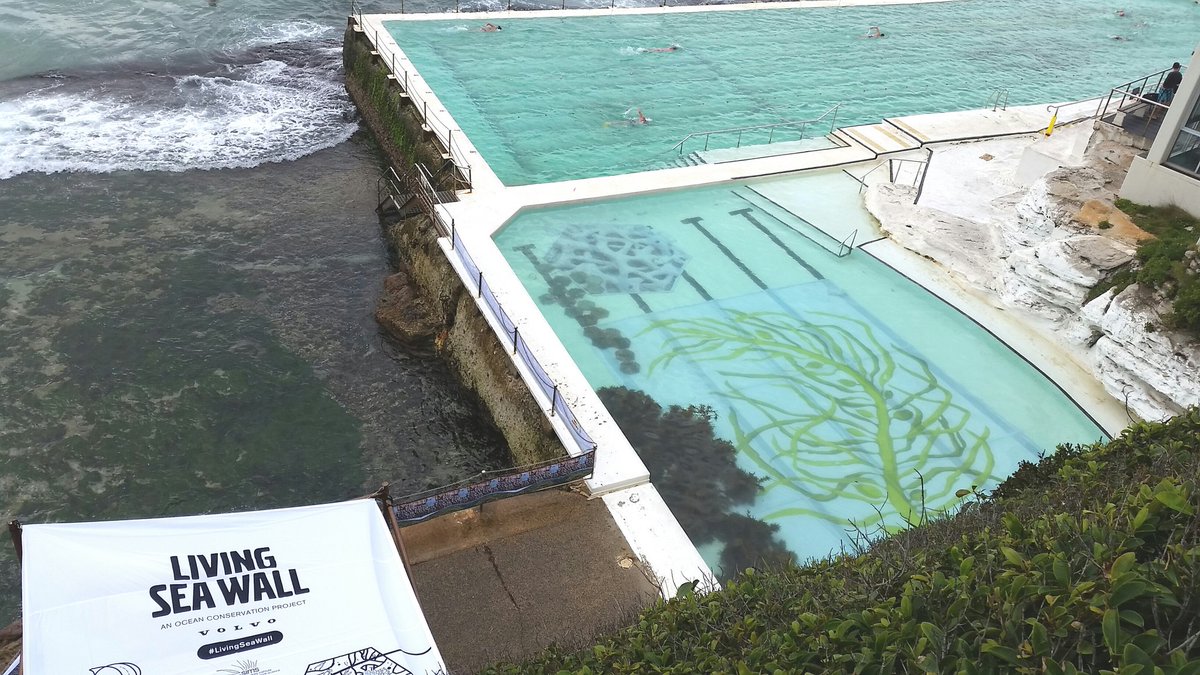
[0,26,357,179]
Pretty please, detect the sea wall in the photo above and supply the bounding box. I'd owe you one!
[344,23,564,465]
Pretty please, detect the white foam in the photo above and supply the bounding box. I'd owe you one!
[227,19,339,50]
[0,52,356,179]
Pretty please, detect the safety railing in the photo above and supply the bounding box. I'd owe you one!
[844,150,930,202]
[388,160,600,460]
[1094,68,1179,137]
[671,103,842,155]
[357,16,474,190]
[392,450,596,525]
[987,88,1009,112]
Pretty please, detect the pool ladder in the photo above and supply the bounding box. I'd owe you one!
[987,88,1010,111]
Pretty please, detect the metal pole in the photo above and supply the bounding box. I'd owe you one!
[512,327,520,354]
[477,271,483,297]
[914,148,932,205]
[550,385,559,416]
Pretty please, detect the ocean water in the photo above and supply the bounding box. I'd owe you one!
[0,0,523,623]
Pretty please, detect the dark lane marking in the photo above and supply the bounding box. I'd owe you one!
[630,293,652,314]
[680,270,712,301]
[681,216,767,290]
[728,207,824,280]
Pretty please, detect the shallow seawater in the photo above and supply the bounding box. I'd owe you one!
[494,174,1106,569]
[0,138,509,620]
[386,0,1200,184]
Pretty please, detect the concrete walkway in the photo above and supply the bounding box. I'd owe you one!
[403,488,659,674]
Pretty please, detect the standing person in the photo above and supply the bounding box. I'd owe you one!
[1161,62,1183,103]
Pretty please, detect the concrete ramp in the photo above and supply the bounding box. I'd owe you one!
[887,99,1100,144]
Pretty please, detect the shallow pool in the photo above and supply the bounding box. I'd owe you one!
[387,0,1200,184]
[494,171,1105,571]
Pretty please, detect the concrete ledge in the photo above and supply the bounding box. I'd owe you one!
[1120,155,1200,218]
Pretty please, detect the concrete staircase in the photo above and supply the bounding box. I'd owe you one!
[835,123,922,155]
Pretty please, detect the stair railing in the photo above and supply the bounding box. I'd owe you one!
[671,103,841,156]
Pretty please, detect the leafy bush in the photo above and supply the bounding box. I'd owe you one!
[1093,201,1199,337]
[1169,282,1200,333]
[488,410,1200,674]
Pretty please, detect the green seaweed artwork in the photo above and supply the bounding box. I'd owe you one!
[644,310,998,532]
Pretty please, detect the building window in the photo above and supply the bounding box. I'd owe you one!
[1165,94,1200,178]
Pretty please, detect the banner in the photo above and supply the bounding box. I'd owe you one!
[21,500,444,675]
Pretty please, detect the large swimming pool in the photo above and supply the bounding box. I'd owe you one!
[387,0,1200,184]
[494,171,1105,571]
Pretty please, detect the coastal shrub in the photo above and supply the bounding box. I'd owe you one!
[487,409,1200,674]
[1091,200,1200,336]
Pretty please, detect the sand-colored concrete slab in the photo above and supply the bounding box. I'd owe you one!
[885,99,1101,145]
[405,489,659,674]
[841,122,921,154]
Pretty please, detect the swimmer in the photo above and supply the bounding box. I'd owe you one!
[480,22,502,31]
[1115,9,1125,16]
[858,26,886,38]
[640,44,681,53]
[604,108,650,127]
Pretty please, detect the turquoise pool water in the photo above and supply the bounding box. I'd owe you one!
[387,0,1200,185]
[494,171,1105,570]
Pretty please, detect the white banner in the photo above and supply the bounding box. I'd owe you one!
[22,500,444,675]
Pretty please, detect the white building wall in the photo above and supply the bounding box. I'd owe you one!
[1119,44,1200,216]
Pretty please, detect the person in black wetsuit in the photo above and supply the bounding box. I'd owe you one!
[1162,62,1183,103]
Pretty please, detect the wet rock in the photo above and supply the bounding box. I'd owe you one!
[375,269,441,346]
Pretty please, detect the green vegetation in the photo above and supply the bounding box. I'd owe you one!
[1089,201,1200,334]
[489,409,1200,674]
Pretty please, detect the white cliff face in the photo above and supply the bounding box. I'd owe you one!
[865,125,1200,422]
[1068,287,1200,421]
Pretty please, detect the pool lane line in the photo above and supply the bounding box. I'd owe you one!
[727,206,825,281]
[681,216,768,290]
[856,240,1112,439]
[680,270,712,301]
[730,189,847,262]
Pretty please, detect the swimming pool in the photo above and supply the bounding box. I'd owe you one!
[494,170,1105,571]
[387,0,1200,184]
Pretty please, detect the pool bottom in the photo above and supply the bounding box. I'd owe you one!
[495,175,1106,572]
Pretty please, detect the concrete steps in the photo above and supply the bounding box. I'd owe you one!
[839,123,923,155]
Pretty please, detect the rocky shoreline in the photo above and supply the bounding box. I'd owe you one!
[866,122,1200,421]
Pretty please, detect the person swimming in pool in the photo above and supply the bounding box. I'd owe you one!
[604,108,650,127]
[640,44,681,53]
[864,26,885,38]
[480,22,502,31]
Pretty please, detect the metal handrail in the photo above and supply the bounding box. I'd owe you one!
[671,103,842,155]
[836,230,858,258]
[987,88,1009,112]
[361,23,474,191]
